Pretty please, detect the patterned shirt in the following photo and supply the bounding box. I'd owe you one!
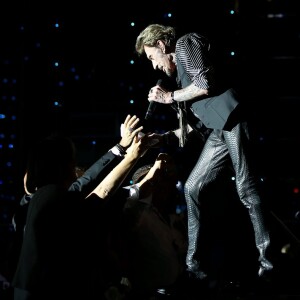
[175,33,216,91]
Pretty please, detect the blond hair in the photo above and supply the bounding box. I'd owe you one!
[135,24,176,55]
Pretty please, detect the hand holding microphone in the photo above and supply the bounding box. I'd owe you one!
[145,79,174,120]
[145,79,162,120]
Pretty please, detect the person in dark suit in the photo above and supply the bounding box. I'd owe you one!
[11,115,156,300]
[135,24,273,286]
[11,113,143,233]
[5,114,141,286]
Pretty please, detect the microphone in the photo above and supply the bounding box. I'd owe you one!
[145,79,162,120]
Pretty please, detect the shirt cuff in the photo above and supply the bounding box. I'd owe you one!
[123,184,140,200]
[110,144,125,157]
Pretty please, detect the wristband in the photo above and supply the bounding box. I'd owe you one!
[115,143,127,156]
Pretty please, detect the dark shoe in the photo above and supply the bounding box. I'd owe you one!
[187,269,207,280]
[254,269,275,297]
[258,258,273,278]
[258,265,274,286]
[258,266,273,278]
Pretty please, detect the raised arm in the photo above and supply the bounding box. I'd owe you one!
[69,114,143,197]
[87,134,154,200]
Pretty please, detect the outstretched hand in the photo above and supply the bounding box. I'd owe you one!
[144,153,170,180]
[126,134,159,159]
[119,115,143,149]
[136,153,176,198]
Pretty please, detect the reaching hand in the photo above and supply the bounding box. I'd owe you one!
[136,153,175,198]
[125,134,154,159]
[145,153,170,180]
[119,115,143,149]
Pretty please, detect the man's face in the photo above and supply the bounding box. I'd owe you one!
[144,44,176,77]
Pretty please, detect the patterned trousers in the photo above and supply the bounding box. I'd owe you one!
[184,122,273,278]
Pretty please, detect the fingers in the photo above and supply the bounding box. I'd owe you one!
[156,153,170,163]
[148,86,169,103]
[153,153,174,175]
[157,152,169,159]
[130,117,140,128]
[132,125,143,136]
[124,115,143,137]
[123,114,131,125]
[127,135,150,158]
[125,115,139,128]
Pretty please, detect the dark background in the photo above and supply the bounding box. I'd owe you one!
[1,0,300,294]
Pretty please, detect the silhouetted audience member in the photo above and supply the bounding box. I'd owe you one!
[4,115,140,287]
[11,115,157,300]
